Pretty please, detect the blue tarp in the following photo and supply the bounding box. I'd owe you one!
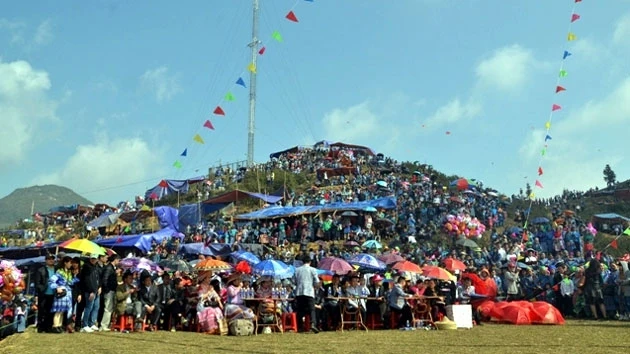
[593,213,630,221]
[179,242,232,257]
[203,190,283,205]
[154,206,180,232]
[235,197,397,220]
[178,203,230,230]
[144,176,206,201]
[95,228,184,253]
[87,212,120,229]
[13,253,82,267]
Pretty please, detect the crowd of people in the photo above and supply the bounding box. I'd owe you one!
[1,142,629,340]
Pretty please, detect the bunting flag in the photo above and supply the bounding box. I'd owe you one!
[272,30,283,42]
[203,120,214,130]
[168,1,314,172]
[529,193,536,200]
[522,0,583,233]
[610,239,618,249]
[193,134,205,144]
[213,106,225,116]
[286,11,299,22]
[624,227,630,236]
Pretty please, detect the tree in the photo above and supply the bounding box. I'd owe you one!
[603,164,617,188]
[525,183,532,198]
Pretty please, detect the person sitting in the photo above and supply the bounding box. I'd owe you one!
[223,273,256,323]
[115,271,144,331]
[138,271,161,331]
[322,274,342,330]
[196,271,224,334]
[344,275,366,320]
[387,276,413,329]
[366,275,387,328]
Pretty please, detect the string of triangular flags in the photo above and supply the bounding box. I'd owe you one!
[523,0,583,230]
[173,0,315,170]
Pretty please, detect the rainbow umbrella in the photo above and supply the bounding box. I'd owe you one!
[62,238,105,256]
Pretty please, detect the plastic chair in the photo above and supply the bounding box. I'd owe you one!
[112,314,133,332]
[366,313,383,330]
[281,313,298,332]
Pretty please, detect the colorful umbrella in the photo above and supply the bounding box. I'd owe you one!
[362,240,382,249]
[195,259,232,272]
[422,265,455,281]
[443,258,467,272]
[252,259,293,278]
[347,253,386,270]
[120,257,162,272]
[392,261,423,273]
[343,241,360,247]
[318,257,354,275]
[158,259,192,272]
[231,251,261,265]
[378,253,404,265]
[62,238,105,256]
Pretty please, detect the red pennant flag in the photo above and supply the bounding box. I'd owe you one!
[445,131,451,135]
[611,239,618,249]
[555,86,566,93]
[571,14,580,22]
[538,167,543,176]
[552,104,561,111]
[116,237,123,243]
[575,0,581,3]
[203,120,214,130]
[535,180,544,188]
[258,46,266,55]
[213,106,225,116]
[286,11,298,22]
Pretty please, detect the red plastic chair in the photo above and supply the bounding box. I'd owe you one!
[281,313,298,332]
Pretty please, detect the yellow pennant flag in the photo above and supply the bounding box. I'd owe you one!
[193,134,205,144]
[529,192,536,200]
[248,62,256,73]
[567,32,577,41]
[545,121,551,130]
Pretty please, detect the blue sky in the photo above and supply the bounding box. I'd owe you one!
[1,0,629,205]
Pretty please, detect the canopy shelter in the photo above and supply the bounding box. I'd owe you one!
[203,190,283,205]
[144,176,206,201]
[329,142,375,155]
[86,211,120,229]
[95,228,184,253]
[179,242,232,257]
[234,197,396,221]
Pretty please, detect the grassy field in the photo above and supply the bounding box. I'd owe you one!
[2,320,630,354]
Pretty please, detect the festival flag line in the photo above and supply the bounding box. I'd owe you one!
[535,180,544,188]
[203,120,215,130]
[225,92,235,101]
[236,77,246,87]
[286,11,299,22]
[213,106,225,116]
[552,104,562,111]
[567,32,577,41]
[556,86,566,93]
[258,46,266,55]
[538,167,544,176]
[563,51,572,60]
[173,161,182,168]
[571,14,581,22]
[193,134,205,144]
[180,149,187,157]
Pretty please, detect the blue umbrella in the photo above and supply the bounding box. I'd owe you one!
[231,250,261,265]
[253,259,293,279]
[347,253,386,270]
[531,217,550,224]
[362,240,382,249]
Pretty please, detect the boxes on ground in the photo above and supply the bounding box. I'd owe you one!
[446,304,473,329]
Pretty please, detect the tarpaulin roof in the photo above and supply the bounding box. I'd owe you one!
[592,213,630,222]
[95,228,184,253]
[203,190,283,205]
[144,176,206,201]
[235,196,396,220]
[179,242,232,257]
[329,142,375,155]
[178,203,230,229]
[86,212,120,229]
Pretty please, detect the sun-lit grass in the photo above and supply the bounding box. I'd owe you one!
[2,320,630,354]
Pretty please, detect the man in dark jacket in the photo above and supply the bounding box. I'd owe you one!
[79,254,102,332]
[99,254,119,331]
[138,271,161,330]
[33,254,56,332]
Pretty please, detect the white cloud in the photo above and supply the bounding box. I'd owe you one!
[31,134,164,202]
[0,18,26,44]
[33,19,53,46]
[140,66,181,103]
[0,59,57,165]
[424,98,482,128]
[518,77,630,196]
[613,13,630,46]
[475,44,537,91]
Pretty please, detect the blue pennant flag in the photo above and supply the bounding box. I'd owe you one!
[236,77,246,88]
[545,135,552,142]
[563,51,571,60]
[180,148,188,157]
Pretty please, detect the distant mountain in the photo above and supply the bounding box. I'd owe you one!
[0,185,93,227]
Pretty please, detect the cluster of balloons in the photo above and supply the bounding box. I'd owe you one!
[0,260,25,302]
[585,222,597,236]
[444,214,487,239]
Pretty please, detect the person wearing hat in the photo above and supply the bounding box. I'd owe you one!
[33,254,56,333]
[504,262,520,302]
[367,274,387,327]
[79,254,102,333]
[224,273,256,323]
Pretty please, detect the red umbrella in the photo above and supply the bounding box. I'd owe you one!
[392,261,423,273]
[489,301,534,325]
[422,266,455,281]
[530,301,565,325]
[443,258,466,272]
[378,253,404,265]
[455,178,469,191]
[318,257,353,275]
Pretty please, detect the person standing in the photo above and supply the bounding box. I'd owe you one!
[99,254,119,331]
[79,254,102,332]
[293,255,320,333]
[33,254,56,333]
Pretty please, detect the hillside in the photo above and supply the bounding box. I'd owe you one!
[0,185,93,227]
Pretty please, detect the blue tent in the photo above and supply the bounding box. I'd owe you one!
[95,228,184,253]
[179,242,232,257]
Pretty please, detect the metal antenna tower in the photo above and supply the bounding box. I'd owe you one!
[247,0,260,167]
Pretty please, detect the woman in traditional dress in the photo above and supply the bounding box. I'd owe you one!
[48,256,78,333]
[224,273,256,322]
[196,271,224,333]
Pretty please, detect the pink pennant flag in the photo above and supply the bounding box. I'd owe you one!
[258,46,266,55]
[552,104,562,111]
[575,0,581,3]
[538,167,543,176]
[571,13,580,22]
[213,106,225,116]
[535,180,544,188]
[555,86,566,93]
[286,11,299,22]
[203,120,214,130]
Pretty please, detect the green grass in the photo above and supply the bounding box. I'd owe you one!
[3,320,630,354]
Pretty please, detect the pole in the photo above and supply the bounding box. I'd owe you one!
[247,0,260,167]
